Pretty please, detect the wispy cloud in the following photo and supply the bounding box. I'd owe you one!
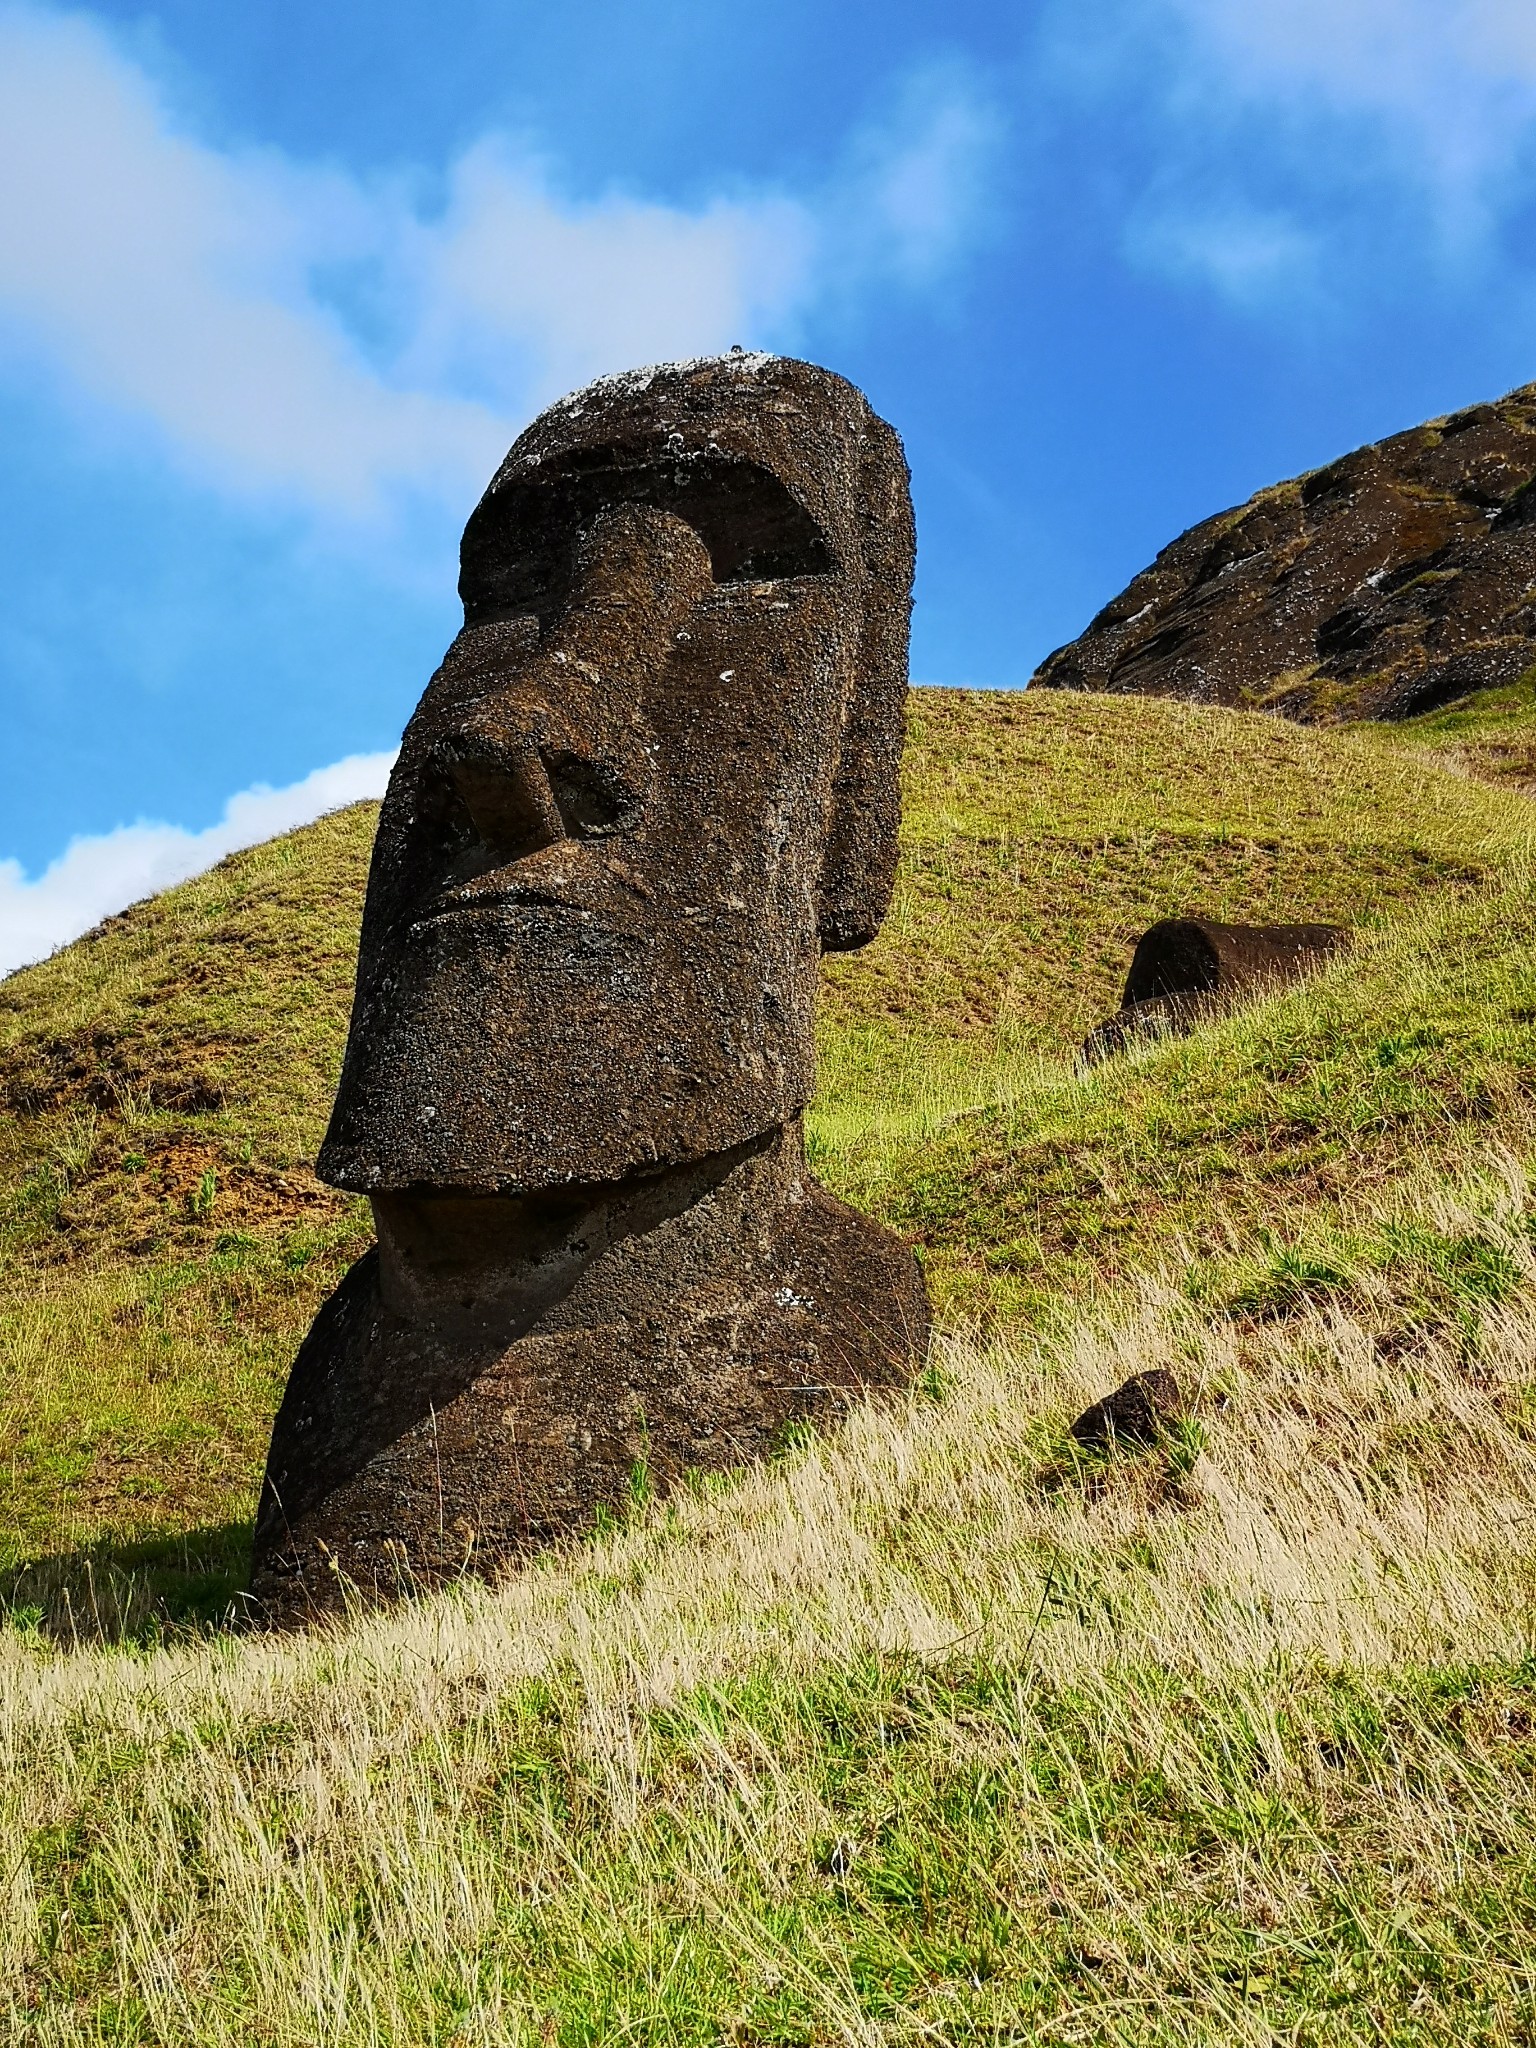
[0,9,506,515]
[392,143,815,410]
[1168,0,1536,174]
[1127,202,1320,311]
[1168,0,1536,253]
[0,751,395,978]
[832,61,1006,290]
[0,8,1007,968]
[1051,0,1536,316]
[0,7,1002,522]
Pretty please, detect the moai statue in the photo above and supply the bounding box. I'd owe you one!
[1080,917,1349,1063]
[250,353,930,1619]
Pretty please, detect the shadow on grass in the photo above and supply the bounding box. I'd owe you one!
[2,1521,254,1648]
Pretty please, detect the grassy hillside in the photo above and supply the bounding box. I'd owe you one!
[1381,665,1536,793]
[0,811,378,1618]
[8,687,1536,2039]
[10,1180,1536,2043]
[2,688,1527,1621]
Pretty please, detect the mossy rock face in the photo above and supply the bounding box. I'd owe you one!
[1031,384,1536,723]
[1,686,1532,1601]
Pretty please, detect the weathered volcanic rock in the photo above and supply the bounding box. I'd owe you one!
[1082,917,1347,1063]
[250,352,931,1623]
[1080,992,1206,1065]
[1033,385,1536,722]
[1069,1370,1186,1452]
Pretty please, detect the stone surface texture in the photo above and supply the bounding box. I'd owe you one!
[251,353,929,1621]
[1033,385,1536,722]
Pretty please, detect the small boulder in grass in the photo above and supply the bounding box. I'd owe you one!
[1069,1368,1185,1452]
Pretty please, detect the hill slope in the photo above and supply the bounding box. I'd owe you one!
[1033,383,1536,723]
[1,686,1531,1623]
[7,693,1536,2039]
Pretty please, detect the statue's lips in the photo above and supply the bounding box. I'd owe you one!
[412,841,653,932]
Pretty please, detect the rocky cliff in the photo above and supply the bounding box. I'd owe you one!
[1033,385,1536,721]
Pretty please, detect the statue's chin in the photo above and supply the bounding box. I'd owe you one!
[368,1136,774,1345]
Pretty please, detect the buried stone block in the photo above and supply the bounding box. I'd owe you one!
[249,354,931,1622]
[1082,916,1349,1064]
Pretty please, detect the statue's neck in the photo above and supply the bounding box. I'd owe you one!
[371,1124,805,1347]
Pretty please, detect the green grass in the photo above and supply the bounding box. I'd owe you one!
[821,867,1536,1323]
[23,1647,1536,2041]
[1373,662,1536,793]
[2,687,1531,1607]
[824,685,1526,1065]
[9,1156,1536,2041]
[0,810,378,1595]
[9,685,1536,2039]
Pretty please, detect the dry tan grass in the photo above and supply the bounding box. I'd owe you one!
[6,1154,1536,2040]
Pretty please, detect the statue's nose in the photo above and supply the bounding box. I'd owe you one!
[436,502,713,866]
[445,727,567,862]
[443,708,652,862]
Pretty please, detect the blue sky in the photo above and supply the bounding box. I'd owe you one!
[3,0,1536,970]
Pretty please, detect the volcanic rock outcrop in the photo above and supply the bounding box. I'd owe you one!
[250,352,930,1622]
[1083,917,1347,1063]
[1034,384,1536,722]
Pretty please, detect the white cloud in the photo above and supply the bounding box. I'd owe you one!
[395,142,815,407]
[1168,0,1536,119]
[1054,0,1536,315]
[1127,202,1321,310]
[0,7,999,522]
[0,7,816,517]
[0,9,507,515]
[0,750,395,978]
[1158,0,1536,221]
[833,63,1005,289]
[0,11,1006,959]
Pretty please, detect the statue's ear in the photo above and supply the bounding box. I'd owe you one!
[817,415,915,952]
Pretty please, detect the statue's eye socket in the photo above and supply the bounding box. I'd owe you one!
[724,542,834,582]
[459,451,836,627]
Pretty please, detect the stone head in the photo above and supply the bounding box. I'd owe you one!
[318,352,914,1195]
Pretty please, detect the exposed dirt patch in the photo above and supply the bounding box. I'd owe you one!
[1,1025,235,1116]
[36,1134,350,1266]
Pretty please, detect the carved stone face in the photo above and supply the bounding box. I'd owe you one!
[318,353,914,1195]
